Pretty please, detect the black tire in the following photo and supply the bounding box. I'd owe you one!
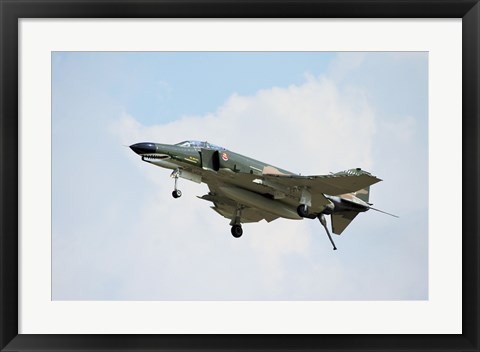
[231,225,243,238]
[172,190,182,198]
[297,204,309,218]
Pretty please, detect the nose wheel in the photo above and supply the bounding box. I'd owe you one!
[171,169,182,199]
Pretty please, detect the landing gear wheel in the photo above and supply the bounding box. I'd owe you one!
[297,204,309,218]
[231,225,243,238]
[171,169,182,199]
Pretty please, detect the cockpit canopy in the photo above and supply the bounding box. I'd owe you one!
[175,140,226,151]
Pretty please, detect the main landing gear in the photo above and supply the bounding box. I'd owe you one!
[170,169,182,199]
[296,204,317,219]
[230,206,243,238]
[297,204,309,218]
[231,224,243,238]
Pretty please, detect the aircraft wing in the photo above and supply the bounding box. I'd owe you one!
[210,203,279,223]
[197,168,379,223]
[262,170,382,196]
[198,184,279,223]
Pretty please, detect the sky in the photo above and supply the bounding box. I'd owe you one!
[52,52,428,300]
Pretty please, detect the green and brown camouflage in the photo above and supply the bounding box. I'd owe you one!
[130,140,395,249]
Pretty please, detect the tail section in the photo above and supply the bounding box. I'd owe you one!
[354,186,370,203]
[331,211,359,235]
[369,206,399,218]
[314,168,399,249]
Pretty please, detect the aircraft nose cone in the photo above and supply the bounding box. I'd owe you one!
[130,142,157,155]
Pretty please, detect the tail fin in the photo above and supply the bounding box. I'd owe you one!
[354,186,370,203]
[331,211,359,235]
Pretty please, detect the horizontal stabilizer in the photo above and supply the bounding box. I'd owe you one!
[331,211,359,235]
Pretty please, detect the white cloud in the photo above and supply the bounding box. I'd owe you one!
[113,75,376,175]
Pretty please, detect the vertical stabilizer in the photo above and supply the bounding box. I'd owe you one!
[354,186,370,203]
[331,211,359,235]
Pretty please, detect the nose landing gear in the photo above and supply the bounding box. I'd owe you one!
[171,169,182,199]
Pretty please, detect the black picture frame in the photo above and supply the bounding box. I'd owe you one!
[1,1,478,351]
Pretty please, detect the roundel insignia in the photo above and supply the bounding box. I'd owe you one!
[221,152,229,161]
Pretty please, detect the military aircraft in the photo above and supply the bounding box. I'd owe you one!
[130,140,396,250]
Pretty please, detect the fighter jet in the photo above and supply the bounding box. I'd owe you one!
[130,140,396,249]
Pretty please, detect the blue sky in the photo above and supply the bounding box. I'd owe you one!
[52,52,428,300]
[52,52,336,124]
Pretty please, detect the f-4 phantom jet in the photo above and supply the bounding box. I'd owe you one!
[130,140,396,250]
